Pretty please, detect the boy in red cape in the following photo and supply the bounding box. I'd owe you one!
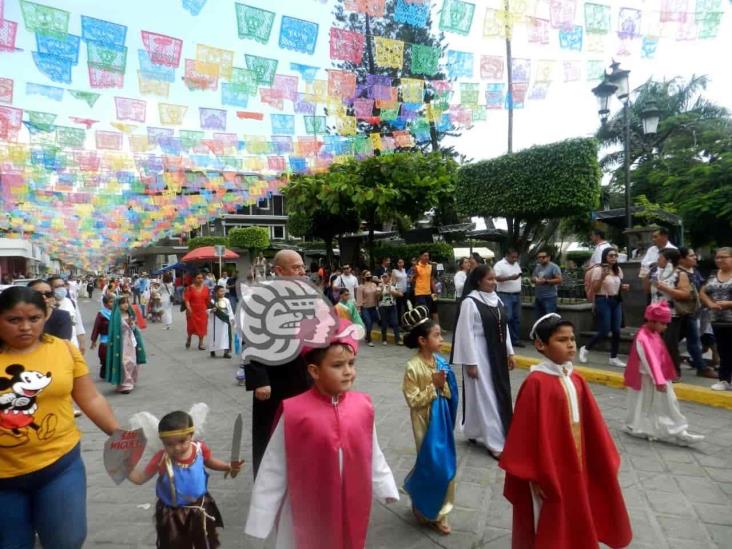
[244,319,399,549]
[499,313,632,549]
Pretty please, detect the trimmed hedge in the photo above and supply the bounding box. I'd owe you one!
[565,250,592,264]
[187,236,229,250]
[456,138,601,219]
[372,242,454,264]
[229,226,270,251]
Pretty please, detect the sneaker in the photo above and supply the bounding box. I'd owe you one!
[676,431,705,446]
[579,346,589,364]
[609,357,626,368]
[710,381,731,391]
[73,408,82,418]
[368,342,375,347]
[382,341,388,346]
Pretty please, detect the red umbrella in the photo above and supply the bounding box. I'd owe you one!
[181,246,240,262]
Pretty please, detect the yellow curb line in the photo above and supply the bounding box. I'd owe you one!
[371,331,732,411]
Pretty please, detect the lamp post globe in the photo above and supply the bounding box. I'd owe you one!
[641,101,662,135]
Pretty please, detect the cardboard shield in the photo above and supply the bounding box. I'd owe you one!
[103,428,147,485]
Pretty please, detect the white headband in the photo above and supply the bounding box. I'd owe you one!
[529,313,562,341]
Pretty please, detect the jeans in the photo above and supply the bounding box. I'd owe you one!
[361,307,379,342]
[498,292,521,344]
[681,315,706,371]
[0,444,86,549]
[379,305,400,343]
[713,324,732,383]
[586,295,622,358]
[395,296,407,325]
[534,296,558,319]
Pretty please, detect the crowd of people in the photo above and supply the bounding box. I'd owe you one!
[1,236,730,548]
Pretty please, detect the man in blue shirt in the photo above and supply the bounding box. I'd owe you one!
[532,250,563,319]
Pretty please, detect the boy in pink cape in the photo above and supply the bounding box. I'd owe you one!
[244,319,399,549]
[624,301,704,446]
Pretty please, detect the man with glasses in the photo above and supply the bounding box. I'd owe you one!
[495,248,524,347]
[28,279,73,341]
[48,275,86,352]
[334,264,359,301]
[532,250,563,319]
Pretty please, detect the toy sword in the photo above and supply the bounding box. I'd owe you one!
[227,413,243,478]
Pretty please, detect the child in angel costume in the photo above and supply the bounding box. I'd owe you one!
[127,403,244,549]
[401,306,459,535]
[105,296,147,394]
[244,319,399,549]
[500,314,632,549]
[90,294,114,378]
[624,301,704,446]
[207,285,234,359]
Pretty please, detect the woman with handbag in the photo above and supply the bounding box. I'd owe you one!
[653,248,698,379]
[700,247,732,391]
[678,248,716,379]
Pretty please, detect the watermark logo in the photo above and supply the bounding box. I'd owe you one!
[237,278,363,365]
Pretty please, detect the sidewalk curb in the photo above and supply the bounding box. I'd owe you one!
[371,331,732,411]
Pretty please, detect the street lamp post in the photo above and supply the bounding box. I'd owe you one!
[591,60,662,246]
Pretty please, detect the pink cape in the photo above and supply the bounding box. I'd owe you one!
[624,325,676,390]
[282,387,374,549]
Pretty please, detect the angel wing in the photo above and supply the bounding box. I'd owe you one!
[130,411,162,454]
[188,402,209,440]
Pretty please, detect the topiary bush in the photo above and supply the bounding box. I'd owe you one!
[229,226,270,251]
[187,236,229,250]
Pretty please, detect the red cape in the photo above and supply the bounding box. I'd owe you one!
[499,371,632,549]
[282,388,374,549]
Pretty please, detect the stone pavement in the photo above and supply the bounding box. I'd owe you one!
[74,299,732,548]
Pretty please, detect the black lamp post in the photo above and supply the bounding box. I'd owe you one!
[592,60,661,241]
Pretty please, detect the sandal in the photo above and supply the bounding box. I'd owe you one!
[185,338,191,349]
[430,519,451,535]
[198,345,206,351]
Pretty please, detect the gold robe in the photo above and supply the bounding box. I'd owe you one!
[402,354,456,520]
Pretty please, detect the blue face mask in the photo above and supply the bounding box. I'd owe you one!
[53,288,68,301]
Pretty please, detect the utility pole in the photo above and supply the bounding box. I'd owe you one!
[504,0,513,154]
[364,14,381,156]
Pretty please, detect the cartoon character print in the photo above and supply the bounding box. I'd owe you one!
[0,364,57,448]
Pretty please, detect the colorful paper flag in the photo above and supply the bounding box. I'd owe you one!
[159,103,187,125]
[115,97,146,122]
[141,31,182,67]
[374,36,404,69]
[279,16,319,55]
[439,0,476,36]
[200,107,227,130]
[0,77,12,103]
[329,27,364,64]
[235,3,275,43]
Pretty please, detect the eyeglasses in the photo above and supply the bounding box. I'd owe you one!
[537,255,547,259]
[39,291,54,298]
[607,254,618,257]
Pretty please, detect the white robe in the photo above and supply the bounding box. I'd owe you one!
[207,298,234,352]
[159,282,174,326]
[625,339,689,442]
[451,290,514,453]
[245,416,399,548]
[57,297,85,348]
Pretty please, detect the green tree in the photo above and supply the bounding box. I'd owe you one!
[228,226,270,257]
[283,170,360,267]
[187,236,229,250]
[456,138,601,254]
[330,0,458,154]
[596,75,732,245]
[348,152,457,266]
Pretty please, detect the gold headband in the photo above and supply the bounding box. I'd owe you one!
[158,426,195,438]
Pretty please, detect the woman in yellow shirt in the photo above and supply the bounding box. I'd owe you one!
[0,286,120,549]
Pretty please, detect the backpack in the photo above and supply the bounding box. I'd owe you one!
[584,265,599,302]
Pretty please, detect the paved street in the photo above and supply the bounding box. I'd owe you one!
[75,298,732,548]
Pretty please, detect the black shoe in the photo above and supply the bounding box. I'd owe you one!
[223,352,231,359]
[513,341,526,348]
[210,351,216,358]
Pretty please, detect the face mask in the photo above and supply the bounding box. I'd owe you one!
[53,288,68,301]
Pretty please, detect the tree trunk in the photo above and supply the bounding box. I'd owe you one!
[367,212,376,271]
[324,236,334,269]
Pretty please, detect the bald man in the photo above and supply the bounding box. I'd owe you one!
[244,249,311,477]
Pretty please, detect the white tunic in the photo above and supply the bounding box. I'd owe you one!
[451,291,514,453]
[159,282,174,326]
[625,339,689,442]
[244,415,399,548]
[206,297,234,352]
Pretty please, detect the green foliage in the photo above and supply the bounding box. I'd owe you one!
[187,236,229,250]
[372,241,454,264]
[596,75,731,246]
[456,138,601,220]
[228,227,270,251]
[565,250,592,265]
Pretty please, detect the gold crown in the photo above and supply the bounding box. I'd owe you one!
[401,304,431,331]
